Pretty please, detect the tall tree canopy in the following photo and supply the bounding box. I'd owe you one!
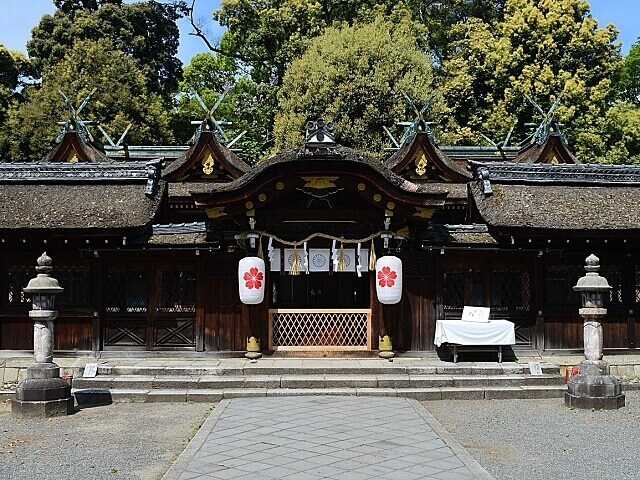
[0,45,34,144]
[439,0,621,161]
[617,38,640,106]
[27,0,186,95]
[210,0,410,84]
[274,8,440,156]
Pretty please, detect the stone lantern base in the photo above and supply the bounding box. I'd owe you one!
[565,360,625,410]
[11,363,74,418]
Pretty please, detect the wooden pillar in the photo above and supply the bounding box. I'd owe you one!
[195,257,205,352]
[628,314,636,349]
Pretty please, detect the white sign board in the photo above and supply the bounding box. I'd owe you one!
[83,362,98,378]
[461,306,491,323]
[528,361,543,376]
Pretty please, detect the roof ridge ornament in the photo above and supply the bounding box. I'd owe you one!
[299,119,342,158]
[520,92,567,147]
[55,88,102,148]
[384,92,437,151]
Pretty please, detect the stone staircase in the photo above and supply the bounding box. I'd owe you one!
[69,359,567,405]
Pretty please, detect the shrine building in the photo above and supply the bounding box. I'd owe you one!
[1,108,639,360]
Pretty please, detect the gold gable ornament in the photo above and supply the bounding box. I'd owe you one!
[413,149,428,176]
[201,149,215,175]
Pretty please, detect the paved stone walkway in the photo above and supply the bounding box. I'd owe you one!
[163,396,494,480]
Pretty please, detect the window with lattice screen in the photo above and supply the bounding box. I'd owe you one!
[156,267,196,313]
[5,265,33,305]
[443,265,484,310]
[105,266,147,313]
[491,270,530,312]
[544,264,582,307]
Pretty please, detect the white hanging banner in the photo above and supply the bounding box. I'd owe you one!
[376,255,402,304]
[331,240,338,272]
[309,249,330,272]
[238,257,265,304]
[270,247,281,272]
[303,242,309,274]
[356,243,362,278]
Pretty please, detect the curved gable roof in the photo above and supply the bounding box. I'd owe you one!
[163,129,251,181]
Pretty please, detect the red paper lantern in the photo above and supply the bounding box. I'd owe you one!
[376,256,402,304]
[238,257,265,304]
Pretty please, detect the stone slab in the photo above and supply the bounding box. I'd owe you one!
[440,387,485,400]
[162,396,493,480]
[484,387,526,400]
[11,396,74,418]
[186,389,224,402]
[147,389,187,403]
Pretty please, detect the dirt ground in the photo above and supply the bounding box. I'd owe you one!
[0,399,214,480]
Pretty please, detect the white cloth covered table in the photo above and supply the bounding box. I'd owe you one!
[434,319,516,363]
[434,320,516,347]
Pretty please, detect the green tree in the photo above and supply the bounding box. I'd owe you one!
[0,45,34,147]
[616,38,640,105]
[273,9,440,156]
[1,38,171,161]
[208,0,409,84]
[439,0,621,161]
[27,0,186,95]
[599,101,640,164]
[406,0,506,62]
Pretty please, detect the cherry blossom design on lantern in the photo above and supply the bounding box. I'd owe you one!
[377,266,397,288]
[243,267,264,289]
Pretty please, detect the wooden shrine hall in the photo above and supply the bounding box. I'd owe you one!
[2,111,640,359]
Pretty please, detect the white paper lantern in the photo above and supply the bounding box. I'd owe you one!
[376,256,402,304]
[238,257,266,304]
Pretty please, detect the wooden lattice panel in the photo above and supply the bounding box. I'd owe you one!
[269,309,372,351]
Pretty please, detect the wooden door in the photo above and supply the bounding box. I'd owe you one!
[202,276,246,351]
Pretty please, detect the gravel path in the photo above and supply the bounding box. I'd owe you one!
[423,391,640,480]
[0,400,213,480]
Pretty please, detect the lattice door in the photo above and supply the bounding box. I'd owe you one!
[270,309,371,350]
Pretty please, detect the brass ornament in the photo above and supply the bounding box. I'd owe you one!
[301,176,339,189]
[205,207,227,218]
[202,149,215,175]
[414,149,428,176]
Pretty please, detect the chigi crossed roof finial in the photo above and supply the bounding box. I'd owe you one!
[56,87,99,144]
[520,92,566,147]
[384,91,437,150]
[189,87,246,149]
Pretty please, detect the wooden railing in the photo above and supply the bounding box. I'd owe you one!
[269,309,372,351]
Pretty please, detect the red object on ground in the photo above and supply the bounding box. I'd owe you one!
[565,366,579,383]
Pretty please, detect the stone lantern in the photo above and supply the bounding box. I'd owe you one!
[12,253,74,418]
[565,254,625,409]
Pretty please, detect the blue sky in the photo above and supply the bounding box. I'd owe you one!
[0,0,638,65]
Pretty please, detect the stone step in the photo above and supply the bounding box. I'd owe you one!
[71,373,565,391]
[71,384,569,405]
[95,363,560,377]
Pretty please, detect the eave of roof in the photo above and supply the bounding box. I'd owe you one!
[188,144,453,207]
